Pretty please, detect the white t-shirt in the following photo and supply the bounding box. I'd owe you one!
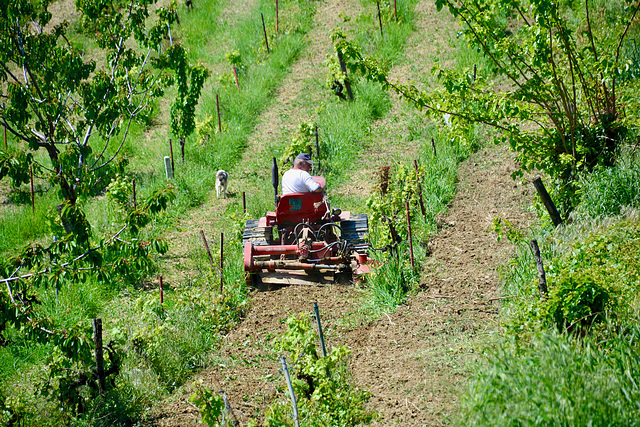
[281,169,321,194]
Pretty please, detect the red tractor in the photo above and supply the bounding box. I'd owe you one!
[243,158,370,287]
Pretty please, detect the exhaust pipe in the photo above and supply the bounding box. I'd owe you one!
[272,157,279,207]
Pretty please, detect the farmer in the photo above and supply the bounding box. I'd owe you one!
[281,153,326,195]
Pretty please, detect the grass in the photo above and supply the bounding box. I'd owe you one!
[461,327,640,426]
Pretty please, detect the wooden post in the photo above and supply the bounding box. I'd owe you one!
[216,94,222,133]
[530,239,548,299]
[336,50,353,101]
[132,178,137,208]
[276,0,279,33]
[532,178,563,227]
[219,232,224,294]
[394,0,398,21]
[406,201,415,268]
[159,275,164,304]
[242,191,246,213]
[414,160,426,217]
[261,13,270,53]
[92,318,106,393]
[431,137,437,158]
[233,65,240,91]
[281,357,300,427]
[200,230,216,267]
[377,1,384,37]
[30,164,34,214]
[169,139,175,173]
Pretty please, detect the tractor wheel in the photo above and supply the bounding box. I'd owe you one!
[242,219,274,246]
[340,213,368,248]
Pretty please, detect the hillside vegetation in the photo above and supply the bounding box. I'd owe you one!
[0,0,639,426]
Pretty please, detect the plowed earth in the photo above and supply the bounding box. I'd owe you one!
[144,0,537,426]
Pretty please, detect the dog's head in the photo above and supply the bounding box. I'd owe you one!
[216,170,228,180]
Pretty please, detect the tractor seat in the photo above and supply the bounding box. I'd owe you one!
[276,191,328,225]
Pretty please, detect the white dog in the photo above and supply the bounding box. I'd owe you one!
[215,170,229,198]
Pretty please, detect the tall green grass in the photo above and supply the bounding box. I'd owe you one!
[573,150,640,219]
[461,327,640,426]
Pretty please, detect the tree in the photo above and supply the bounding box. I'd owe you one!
[334,0,640,212]
[1,0,175,209]
[0,0,205,392]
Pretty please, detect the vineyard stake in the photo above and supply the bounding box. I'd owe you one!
[220,232,224,294]
[394,0,398,21]
[30,164,34,214]
[414,160,426,217]
[529,240,548,299]
[233,65,240,91]
[313,302,328,358]
[406,201,415,269]
[431,137,437,158]
[159,275,164,304]
[313,302,331,379]
[315,125,320,157]
[377,1,383,37]
[180,137,185,163]
[280,357,300,427]
[242,191,246,213]
[3,125,6,150]
[169,139,175,173]
[132,178,137,208]
[532,177,563,227]
[261,13,270,53]
[276,0,279,33]
[200,230,216,268]
[216,94,222,133]
[92,318,106,393]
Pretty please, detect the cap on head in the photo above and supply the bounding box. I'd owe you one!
[296,153,314,164]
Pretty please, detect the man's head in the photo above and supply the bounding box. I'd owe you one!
[293,153,314,171]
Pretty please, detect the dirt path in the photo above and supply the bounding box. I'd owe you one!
[345,145,535,425]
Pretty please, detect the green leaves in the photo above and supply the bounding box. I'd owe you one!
[262,313,374,426]
[0,150,34,187]
[161,44,211,141]
[190,384,225,426]
[335,0,638,214]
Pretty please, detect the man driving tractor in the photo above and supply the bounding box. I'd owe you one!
[281,153,326,194]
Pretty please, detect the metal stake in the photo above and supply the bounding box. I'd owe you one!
[281,357,300,427]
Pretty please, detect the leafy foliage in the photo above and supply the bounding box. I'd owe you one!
[190,383,225,426]
[257,313,375,426]
[334,0,640,213]
[158,44,211,142]
[366,163,424,248]
[280,121,316,166]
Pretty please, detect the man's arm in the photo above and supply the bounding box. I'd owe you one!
[305,174,325,193]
